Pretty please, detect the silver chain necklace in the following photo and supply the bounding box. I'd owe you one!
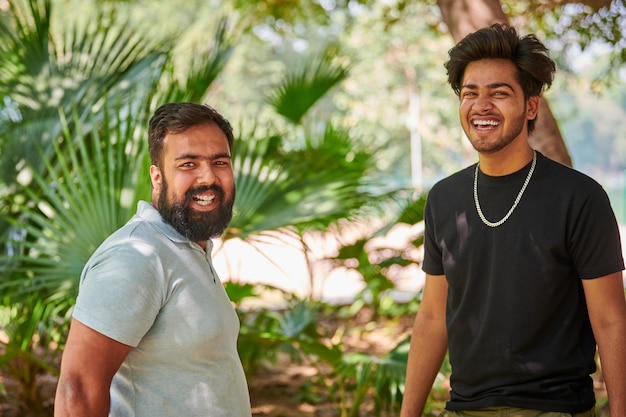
[473,151,537,228]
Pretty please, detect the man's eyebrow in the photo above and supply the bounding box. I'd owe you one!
[174,152,232,161]
[488,82,514,90]
[461,82,514,90]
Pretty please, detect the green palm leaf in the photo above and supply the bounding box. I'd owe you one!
[268,46,350,124]
[0,0,167,186]
[227,123,373,240]
[159,17,236,104]
[0,101,152,302]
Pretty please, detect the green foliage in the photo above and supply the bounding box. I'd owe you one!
[0,294,68,414]
[268,46,350,124]
[330,193,426,317]
[0,103,152,300]
[333,335,411,417]
[158,17,236,104]
[397,192,428,226]
[0,0,166,187]
[228,285,342,379]
[226,192,428,416]
[0,101,153,411]
[227,123,374,239]
[0,0,237,305]
[530,1,626,76]
[228,282,420,417]
[231,0,333,28]
[1,1,403,414]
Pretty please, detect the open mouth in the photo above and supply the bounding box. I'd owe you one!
[192,194,216,206]
[473,119,500,129]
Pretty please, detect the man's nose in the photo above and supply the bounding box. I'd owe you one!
[473,95,493,113]
[196,164,216,184]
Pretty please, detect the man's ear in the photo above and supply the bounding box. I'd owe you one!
[150,165,162,191]
[527,96,540,120]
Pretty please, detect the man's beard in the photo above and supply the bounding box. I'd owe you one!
[467,106,527,154]
[158,179,235,242]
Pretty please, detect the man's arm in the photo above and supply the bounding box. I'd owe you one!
[582,271,626,416]
[400,274,449,417]
[54,318,133,417]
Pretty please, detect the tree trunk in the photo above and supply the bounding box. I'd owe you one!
[436,0,573,167]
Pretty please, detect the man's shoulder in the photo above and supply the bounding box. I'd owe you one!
[429,164,475,194]
[85,209,169,268]
[105,213,159,245]
[536,152,603,190]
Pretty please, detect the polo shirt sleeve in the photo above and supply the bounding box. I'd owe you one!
[73,238,166,347]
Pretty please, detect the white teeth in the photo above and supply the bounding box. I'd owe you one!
[193,195,215,206]
[474,120,500,126]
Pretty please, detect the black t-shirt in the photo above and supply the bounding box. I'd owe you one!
[423,152,624,413]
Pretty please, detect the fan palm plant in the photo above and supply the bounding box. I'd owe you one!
[220,47,385,302]
[0,0,170,253]
[228,123,373,240]
[268,45,350,125]
[1,102,153,296]
[332,335,410,417]
[0,0,168,188]
[222,47,423,415]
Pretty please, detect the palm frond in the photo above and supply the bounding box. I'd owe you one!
[159,17,236,104]
[0,0,168,186]
[272,124,374,230]
[268,46,350,124]
[0,100,152,301]
[0,0,51,81]
[184,17,236,102]
[227,126,288,238]
[226,123,373,240]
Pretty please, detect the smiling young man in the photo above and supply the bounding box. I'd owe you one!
[400,24,626,416]
[54,103,251,417]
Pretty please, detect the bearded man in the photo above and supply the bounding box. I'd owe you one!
[54,103,251,417]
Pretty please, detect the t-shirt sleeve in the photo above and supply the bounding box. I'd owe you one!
[73,239,166,346]
[422,190,445,276]
[569,185,624,279]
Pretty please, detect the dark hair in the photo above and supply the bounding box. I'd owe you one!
[445,24,555,131]
[148,102,234,167]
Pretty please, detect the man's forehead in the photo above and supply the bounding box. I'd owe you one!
[163,126,228,149]
[461,61,519,88]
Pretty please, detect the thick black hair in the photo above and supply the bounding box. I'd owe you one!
[148,102,234,167]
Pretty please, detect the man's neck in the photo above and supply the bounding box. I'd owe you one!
[478,144,535,176]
